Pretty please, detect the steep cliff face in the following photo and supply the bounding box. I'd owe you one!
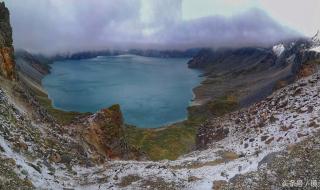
[83,105,139,160]
[65,105,143,162]
[0,2,15,80]
[15,50,51,84]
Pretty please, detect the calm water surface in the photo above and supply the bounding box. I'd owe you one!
[42,55,202,128]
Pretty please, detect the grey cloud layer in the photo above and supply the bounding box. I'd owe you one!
[4,0,299,54]
[153,9,299,49]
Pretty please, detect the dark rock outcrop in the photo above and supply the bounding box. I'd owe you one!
[68,105,143,161]
[0,2,15,80]
[196,121,229,150]
[84,105,128,159]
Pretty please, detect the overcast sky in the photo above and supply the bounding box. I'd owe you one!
[2,0,319,54]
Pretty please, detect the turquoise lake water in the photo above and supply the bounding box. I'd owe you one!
[42,55,202,128]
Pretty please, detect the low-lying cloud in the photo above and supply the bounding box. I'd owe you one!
[4,0,300,54]
[152,9,299,49]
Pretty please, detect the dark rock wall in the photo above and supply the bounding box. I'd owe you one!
[0,2,15,80]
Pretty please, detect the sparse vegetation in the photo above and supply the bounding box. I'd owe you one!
[140,177,179,190]
[32,87,88,125]
[0,157,34,190]
[171,159,225,170]
[208,95,239,116]
[125,121,197,160]
[220,151,239,161]
[125,94,239,160]
[188,94,239,124]
[117,175,142,187]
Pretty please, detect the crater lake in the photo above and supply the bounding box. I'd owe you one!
[42,55,202,128]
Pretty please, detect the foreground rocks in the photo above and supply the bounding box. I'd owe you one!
[68,105,144,161]
[197,70,320,150]
[1,2,320,188]
[222,134,320,190]
[1,66,320,189]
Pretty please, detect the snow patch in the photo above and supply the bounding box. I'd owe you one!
[309,46,320,53]
[272,43,285,57]
[1,67,320,189]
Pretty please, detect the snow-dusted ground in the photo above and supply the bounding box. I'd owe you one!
[310,46,320,53]
[1,69,320,189]
[272,43,285,57]
[1,33,318,189]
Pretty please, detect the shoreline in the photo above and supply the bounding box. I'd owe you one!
[30,56,207,160]
[42,55,206,129]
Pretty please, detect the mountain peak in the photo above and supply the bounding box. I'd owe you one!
[272,43,285,57]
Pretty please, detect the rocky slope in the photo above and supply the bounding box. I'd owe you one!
[2,2,320,189]
[1,38,319,189]
[0,81,144,188]
[15,50,51,85]
[1,57,319,189]
[188,39,320,110]
[0,2,15,80]
[66,105,144,161]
